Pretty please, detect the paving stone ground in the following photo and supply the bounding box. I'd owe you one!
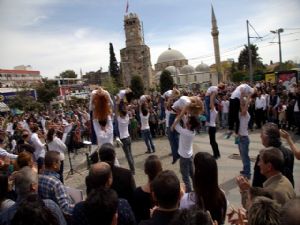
[64,129,300,223]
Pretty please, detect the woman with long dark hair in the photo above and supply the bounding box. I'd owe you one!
[180,152,227,225]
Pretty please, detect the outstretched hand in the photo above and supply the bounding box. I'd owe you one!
[280,129,291,140]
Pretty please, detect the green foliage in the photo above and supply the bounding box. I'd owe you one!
[130,75,144,98]
[238,44,263,71]
[101,76,119,96]
[8,90,44,112]
[274,60,298,72]
[160,70,174,94]
[60,70,77,78]
[109,43,121,86]
[35,79,59,104]
[230,71,248,82]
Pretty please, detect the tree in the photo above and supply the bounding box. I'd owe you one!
[101,76,119,96]
[35,79,59,105]
[109,43,121,86]
[238,44,263,71]
[8,90,44,112]
[230,71,248,82]
[130,75,144,99]
[160,70,173,94]
[59,70,77,78]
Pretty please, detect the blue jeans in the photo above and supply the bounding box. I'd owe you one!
[238,136,251,178]
[180,156,194,193]
[141,129,155,152]
[222,113,228,128]
[168,113,180,161]
[121,137,135,173]
[205,96,210,122]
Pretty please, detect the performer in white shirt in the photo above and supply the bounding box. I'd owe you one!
[140,104,155,154]
[227,84,255,138]
[238,97,251,179]
[221,95,229,128]
[208,108,220,159]
[255,89,266,129]
[30,123,46,173]
[204,83,225,123]
[171,112,200,192]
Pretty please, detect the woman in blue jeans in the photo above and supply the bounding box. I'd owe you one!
[140,105,155,153]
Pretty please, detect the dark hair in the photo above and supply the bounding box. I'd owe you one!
[151,170,180,209]
[31,124,39,133]
[193,152,227,224]
[144,155,162,181]
[141,107,148,116]
[17,151,34,169]
[11,193,59,225]
[188,116,200,131]
[261,123,281,148]
[85,162,112,195]
[169,208,213,225]
[0,173,9,204]
[44,151,60,168]
[46,128,55,142]
[125,91,134,103]
[98,143,116,167]
[84,187,118,225]
[98,119,107,127]
[259,147,284,171]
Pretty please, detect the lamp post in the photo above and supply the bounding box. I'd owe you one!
[270,28,284,70]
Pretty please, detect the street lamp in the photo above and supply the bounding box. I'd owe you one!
[270,28,284,70]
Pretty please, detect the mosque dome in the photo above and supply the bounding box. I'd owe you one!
[195,63,210,72]
[157,48,186,64]
[180,65,195,74]
[165,66,180,75]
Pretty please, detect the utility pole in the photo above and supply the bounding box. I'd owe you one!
[270,28,284,70]
[247,20,253,84]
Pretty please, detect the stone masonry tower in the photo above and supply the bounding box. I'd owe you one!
[211,5,223,82]
[120,13,153,90]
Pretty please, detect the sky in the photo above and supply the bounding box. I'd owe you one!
[0,0,300,78]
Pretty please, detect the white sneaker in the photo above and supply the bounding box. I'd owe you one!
[115,137,123,147]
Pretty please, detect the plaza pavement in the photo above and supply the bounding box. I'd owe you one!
[64,129,300,214]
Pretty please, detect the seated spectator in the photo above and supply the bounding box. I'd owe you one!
[139,170,182,225]
[0,166,66,225]
[38,151,74,216]
[132,155,162,223]
[11,193,59,225]
[280,197,300,225]
[73,162,136,225]
[237,147,296,206]
[72,187,118,225]
[99,143,136,207]
[169,208,217,225]
[180,152,227,225]
[253,123,294,187]
[248,196,280,225]
[0,174,15,212]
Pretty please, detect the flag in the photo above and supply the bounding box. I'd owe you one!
[125,0,129,13]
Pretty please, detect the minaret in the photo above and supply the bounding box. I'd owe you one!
[211,5,222,82]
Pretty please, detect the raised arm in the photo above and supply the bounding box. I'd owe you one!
[280,129,300,160]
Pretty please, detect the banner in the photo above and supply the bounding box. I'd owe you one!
[265,73,276,83]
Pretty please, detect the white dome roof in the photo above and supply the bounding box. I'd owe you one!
[195,63,209,72]
[180,65,195,74]
[157,48,186,64]
[165,66,180,75]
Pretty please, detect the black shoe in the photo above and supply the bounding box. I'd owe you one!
[171,158,179,164]
[145,151,151,154]
[152,149,156,153]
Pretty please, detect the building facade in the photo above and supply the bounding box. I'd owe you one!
[0,68,42,87]
[120,13,153,90]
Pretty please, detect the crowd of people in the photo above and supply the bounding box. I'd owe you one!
[0,79,299,225]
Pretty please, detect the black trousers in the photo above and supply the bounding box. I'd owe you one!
[228,98,240,134]
[255,108,263,129]
[209,127,220,158]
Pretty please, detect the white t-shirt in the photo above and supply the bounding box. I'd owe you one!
[231,84,254,99]
[206,86,218,96]
[47,136,67,161]
[294,101,299,112]
[163,90,173,99]
[221,100,229,113]
[165,109,171,128]
[172,96,191,111]
[118,89,126,100]
[140,112,150,130]
[209,108,218,127]
[117,115,130,139]
[239,112,250,136]
[93,116,113,147]
[175,124,195,159]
